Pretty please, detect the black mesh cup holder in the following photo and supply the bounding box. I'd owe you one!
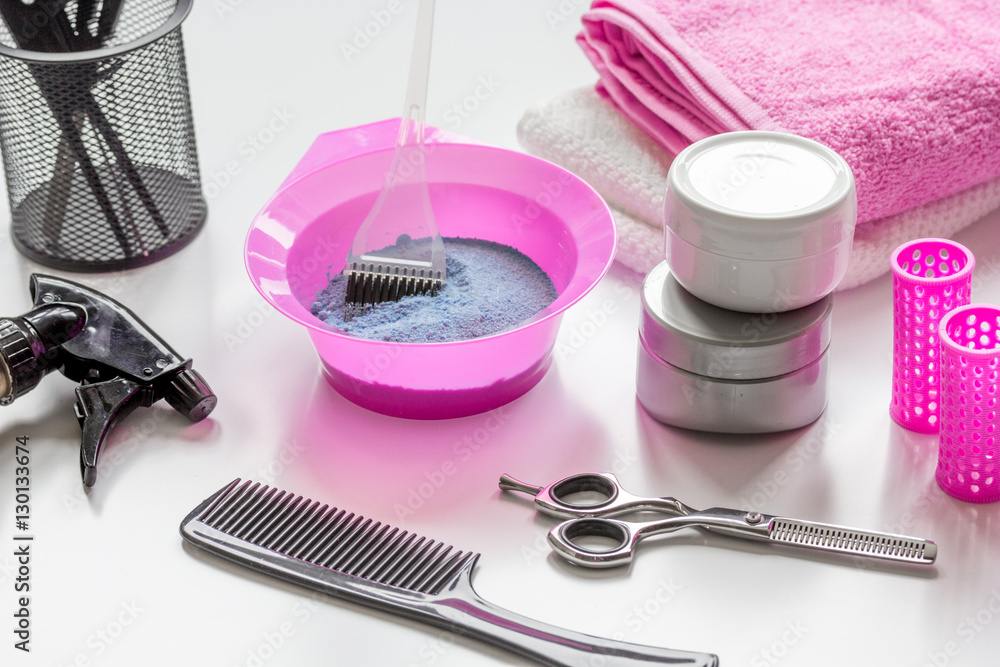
[0,0,206,271]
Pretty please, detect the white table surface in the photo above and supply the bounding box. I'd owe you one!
[2,2,1000,666]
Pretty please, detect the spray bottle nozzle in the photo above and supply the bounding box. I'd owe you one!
[1,274,217,487]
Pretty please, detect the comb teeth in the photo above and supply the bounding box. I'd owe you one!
[197,480,478,595]
[344,261,443,307]
[769,519,934,563]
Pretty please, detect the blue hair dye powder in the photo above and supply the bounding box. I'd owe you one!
[312,238,558,343]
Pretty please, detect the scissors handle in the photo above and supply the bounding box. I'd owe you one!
[499,472,690,519]
[547,508,765,568]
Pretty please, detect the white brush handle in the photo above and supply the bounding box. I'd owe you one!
[347,0,444,278]
[400,0,435,142]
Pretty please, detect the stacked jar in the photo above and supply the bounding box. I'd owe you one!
[636,132,857,433]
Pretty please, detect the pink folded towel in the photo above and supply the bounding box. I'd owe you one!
[578,0,1000,226]
[517,87,1000,289]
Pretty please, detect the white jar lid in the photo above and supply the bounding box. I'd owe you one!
[665,131,856,260]
[640,262,832,380]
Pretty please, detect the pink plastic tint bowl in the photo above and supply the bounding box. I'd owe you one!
[245,121,616,419]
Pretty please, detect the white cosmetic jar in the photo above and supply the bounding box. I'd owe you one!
[636,262,832,433]
[664,131,856,313]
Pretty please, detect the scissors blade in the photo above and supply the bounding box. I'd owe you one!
[766,516,937,564]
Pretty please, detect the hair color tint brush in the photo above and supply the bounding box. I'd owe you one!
[343,0,446,307]
[180,480,718,667]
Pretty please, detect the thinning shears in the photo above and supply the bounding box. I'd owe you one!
[500,472,938,569]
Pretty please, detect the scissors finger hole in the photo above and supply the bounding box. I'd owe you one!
[552,475,617,508]
[563,519,629,554]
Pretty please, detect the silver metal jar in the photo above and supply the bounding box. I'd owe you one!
[636,262,832,433]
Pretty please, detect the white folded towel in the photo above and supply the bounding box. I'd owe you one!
[517,87,1000,289]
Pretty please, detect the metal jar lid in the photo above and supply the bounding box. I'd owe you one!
[640,262,832,380]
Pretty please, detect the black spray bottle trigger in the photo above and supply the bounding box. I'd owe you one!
[0,274,217,487]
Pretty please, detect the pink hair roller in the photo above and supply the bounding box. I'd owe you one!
[890,238,974,433]
[936,304,1000,503]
